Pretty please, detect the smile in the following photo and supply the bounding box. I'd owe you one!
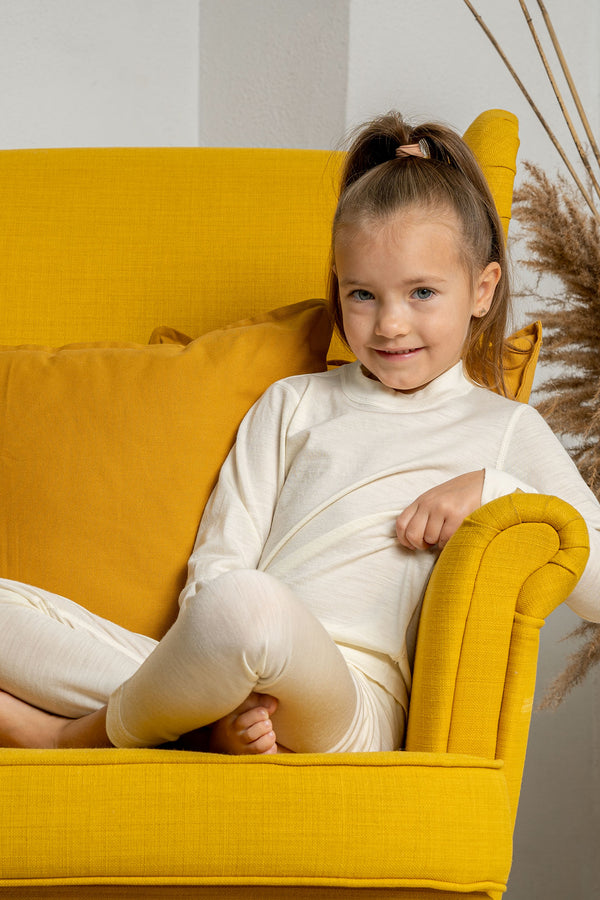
[374,347,422,357]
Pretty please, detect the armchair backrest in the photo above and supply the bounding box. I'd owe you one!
[0,110,519,347]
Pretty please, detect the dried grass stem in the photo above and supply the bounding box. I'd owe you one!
[461,0,600,218]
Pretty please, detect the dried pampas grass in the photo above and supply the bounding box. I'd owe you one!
[513,165,600,707]
[513,165,600,493]
[540,622,600,709]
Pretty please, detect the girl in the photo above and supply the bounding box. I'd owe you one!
[1,112,600,755]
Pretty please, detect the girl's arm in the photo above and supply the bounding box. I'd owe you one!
[397,405,600,622]
[178,381,294,609]
[485,404,600,622]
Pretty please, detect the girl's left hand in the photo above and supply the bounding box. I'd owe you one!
[396,470,485,551]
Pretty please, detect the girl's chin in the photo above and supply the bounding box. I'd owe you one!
[360,364,428,394]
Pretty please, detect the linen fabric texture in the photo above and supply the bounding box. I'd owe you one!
[0,748,512,895]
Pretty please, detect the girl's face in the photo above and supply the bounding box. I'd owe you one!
[335,209,501,393]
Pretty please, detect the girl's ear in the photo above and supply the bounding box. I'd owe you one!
[474,262,501,316]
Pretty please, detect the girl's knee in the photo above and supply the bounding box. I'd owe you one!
[177,570,298,685]
[210,569,279,599]
[181,570,293,634]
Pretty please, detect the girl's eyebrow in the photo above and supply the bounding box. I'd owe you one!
[406,274,450,285]
[340,273,450,287]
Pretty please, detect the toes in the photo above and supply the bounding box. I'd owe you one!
[243,717,274,744]
[208,694,279,756]
[235,706,270,731]
[241,726,277,755]
[231,716,276,754]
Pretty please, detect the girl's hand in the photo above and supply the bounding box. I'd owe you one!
[396,470,485,551]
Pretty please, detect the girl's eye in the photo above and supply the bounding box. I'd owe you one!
[351,289,374,302]
[413,288,434,301]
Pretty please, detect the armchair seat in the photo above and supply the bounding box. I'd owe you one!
[1,749,510,896]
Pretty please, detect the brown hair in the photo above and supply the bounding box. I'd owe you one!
[328,112,513,394]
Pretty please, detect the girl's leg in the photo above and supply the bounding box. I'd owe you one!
[107,570,404,753]
[0,579,157,718]
[0,692,112,748]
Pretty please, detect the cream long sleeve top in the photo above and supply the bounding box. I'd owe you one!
[180,360,600,713]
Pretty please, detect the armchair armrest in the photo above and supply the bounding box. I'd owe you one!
[406,492,589,823]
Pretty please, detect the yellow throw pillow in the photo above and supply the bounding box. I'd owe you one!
[504,320,541,403]
[0,300,331,639]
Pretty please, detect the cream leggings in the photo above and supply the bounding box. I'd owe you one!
[0,570,404,753]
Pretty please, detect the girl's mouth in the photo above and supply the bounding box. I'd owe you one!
[374,347,422,357]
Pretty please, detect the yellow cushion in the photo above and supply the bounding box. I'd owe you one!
[0,300,331,638]
[0,748,512,894]
[504,320,541,402]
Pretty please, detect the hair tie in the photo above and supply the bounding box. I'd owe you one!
[395,139,430,160]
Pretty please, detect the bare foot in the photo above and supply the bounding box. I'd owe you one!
[0,690,112,748]
[0,690,74,748]
[209,692,278,755]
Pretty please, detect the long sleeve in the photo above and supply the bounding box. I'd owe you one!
[482,403,600,622]
[178,381,295,609]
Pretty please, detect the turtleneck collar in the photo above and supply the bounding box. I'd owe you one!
[339,359,474,411]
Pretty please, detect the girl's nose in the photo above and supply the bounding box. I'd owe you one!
[375,302,410,338]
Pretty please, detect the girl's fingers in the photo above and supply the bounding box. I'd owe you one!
[397,505,440,550]
[396,471,485,550]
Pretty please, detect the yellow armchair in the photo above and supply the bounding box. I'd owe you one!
[0,110,589,899]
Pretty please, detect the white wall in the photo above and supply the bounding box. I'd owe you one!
[0,1,598,896]
[197,0,349,149]
[0,0,199,148]
[346,0,600,169]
